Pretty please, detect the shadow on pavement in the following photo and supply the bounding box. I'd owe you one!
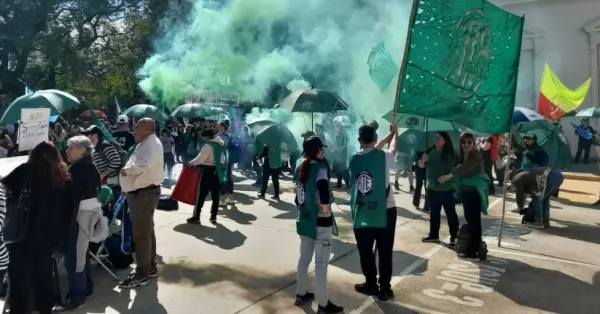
[173,223,247,250]
[222,205,258,225]
[233,191,257,205]
[494,257,600,314]
[541,219,600,245]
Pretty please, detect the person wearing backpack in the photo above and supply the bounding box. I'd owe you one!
[216,120,240,206]
[83,126,124,212]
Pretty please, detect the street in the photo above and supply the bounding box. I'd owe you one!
[12,167,599,314]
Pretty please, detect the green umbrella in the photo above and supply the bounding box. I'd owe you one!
[122,104,167,119]
[512,120,571,169]
[1,90,79,124]
[278,89,348,113]
[247,118,299,153]
[575,107,600,118]
[383,111,462,153]
[171,103,215,119]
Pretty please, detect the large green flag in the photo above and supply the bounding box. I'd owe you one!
[396,0,524,134]
[86,105,115,143]
[367,42,399,92]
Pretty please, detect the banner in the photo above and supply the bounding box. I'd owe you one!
[395,0,524,134]
[18,108,50,151]
[538,63,591,121]
[367,42,399,92]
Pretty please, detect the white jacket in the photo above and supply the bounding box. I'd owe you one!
[76,198,109,272]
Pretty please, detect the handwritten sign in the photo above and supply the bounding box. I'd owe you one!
[18,108,50,151]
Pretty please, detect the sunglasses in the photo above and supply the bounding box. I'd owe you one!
[461,140,473,145]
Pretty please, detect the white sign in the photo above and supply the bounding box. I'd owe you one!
[18,108,50,152]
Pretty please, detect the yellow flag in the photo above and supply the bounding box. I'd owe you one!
[538,63,591,121]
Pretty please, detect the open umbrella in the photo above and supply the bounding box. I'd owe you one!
[513,107,545,124]
[575,107,600,118]
[512,120,571,169]
[122,104,167,119]
[383,111,461,153]
[171,103,215,119]
[278,89,348,113]
[247,118,299,154]
[81,109,107,119]
[1,90,80,124]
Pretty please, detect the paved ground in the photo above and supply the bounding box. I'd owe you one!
[3,165,600,314]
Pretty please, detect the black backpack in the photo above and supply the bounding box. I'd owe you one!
[455,223,488,261]
[157,195,179,211]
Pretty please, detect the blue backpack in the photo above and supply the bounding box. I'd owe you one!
[224,133,242,164]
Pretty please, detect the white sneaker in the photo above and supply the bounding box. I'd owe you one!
[220,197,228,207]
[227,198,235,205]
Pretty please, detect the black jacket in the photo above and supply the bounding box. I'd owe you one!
[69,155,102,202]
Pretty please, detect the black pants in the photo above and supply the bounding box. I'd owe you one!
[575,141,592,163]
[353,207,397,291]
[494,161,504,187]
[333,162,349,186]
[7,244,55,314]
[462,189,482,255]
[260,166,280,196]
[483,161,495,194]
[427,189,459,240]
[193,166,220,217]
[413,167,429,210]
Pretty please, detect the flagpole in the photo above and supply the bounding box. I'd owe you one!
[391,0,419,124]
[498,15,526,248]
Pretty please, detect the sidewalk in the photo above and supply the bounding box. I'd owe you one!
[557,178,600,205]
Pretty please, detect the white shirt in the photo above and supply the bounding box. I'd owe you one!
[119,134,164,193]
[357,148,396,208]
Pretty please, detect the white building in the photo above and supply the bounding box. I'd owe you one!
[497,0,600,157]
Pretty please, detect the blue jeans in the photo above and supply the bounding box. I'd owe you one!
[65,225,93,304]
[531,170,564,221]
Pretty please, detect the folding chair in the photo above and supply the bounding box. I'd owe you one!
[89,195,125,281]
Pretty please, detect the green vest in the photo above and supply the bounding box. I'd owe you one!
[295,162,334,239]
[208,142,228,183]
[268,148,281,169]
[349,149,388,228]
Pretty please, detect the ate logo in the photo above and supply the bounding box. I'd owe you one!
[405,116,419,129]
[220,152,227,165]
[301,101,314,110]
[296,183,307,206]
[406,132,417,144]
[355,171,375,196]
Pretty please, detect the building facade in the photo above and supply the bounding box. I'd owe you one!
[497,0,600,156]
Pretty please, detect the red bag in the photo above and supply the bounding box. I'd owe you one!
[172,166,200,205]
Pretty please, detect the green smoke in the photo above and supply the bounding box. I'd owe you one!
[139,0,411,144]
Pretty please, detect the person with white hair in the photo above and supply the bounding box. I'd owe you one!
[54,135,106,311]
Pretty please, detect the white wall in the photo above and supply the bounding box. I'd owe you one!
[500,0,600,157]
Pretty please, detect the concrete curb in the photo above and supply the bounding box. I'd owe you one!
[561,172,600,182]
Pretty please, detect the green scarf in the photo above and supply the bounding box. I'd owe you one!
[451,173,490,215]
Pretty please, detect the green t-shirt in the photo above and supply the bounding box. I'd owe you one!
[426,149,455,191]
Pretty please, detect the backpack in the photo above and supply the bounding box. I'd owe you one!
[455,223,488,261]
[224,134,242,164]
[157,195,179,211]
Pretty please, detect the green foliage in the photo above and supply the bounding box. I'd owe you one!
[0,0,165,110]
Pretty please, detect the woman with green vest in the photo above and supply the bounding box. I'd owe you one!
[186,129,228,225]
[349,123,398,303]
[294,136,343,314]
[438,132,489,260]
[419,131,459,246]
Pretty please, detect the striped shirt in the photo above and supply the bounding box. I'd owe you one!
[92,141,122,185]
[0,187,8,270]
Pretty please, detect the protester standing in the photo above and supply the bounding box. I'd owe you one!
[2,141,74,314]
[216,121,235,205]
[350,124,398,302]
[111,115,135,152]
[258,145,281,199]
[118,118,163,289]
[294,136,343,314]
[54,136,104,311]
[159,129,175,180]
[479,135,496,194]
[84,125,123,197]
[419,132,459,245]
[574,118,596,164]
[186,129,228,224]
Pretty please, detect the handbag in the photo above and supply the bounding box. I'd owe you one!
[3,170,32,244]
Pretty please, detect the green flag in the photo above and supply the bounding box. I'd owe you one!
[396,0,524,134]
[367,42,399,92]
[86,105,115,142]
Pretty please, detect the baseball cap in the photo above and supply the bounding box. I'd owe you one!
[117,115,129,123]
[81,125,104,136]
[522,131,537,140]
[303,136,326,153]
